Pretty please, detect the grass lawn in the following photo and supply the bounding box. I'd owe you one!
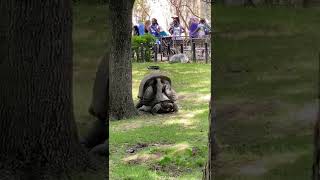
[72,3,319,180]
[72,4,211,179]
[109,63,211,180]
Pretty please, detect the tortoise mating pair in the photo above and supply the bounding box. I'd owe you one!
[136,74,178,114]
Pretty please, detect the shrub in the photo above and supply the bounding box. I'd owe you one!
[132,34,157,62]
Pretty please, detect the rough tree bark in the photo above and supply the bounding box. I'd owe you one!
[203,10,219,178]
[0,1,95,179]
[312,53,320,180]
[203,98,219,180]
[109,0,138,120]
[313,118,320,180]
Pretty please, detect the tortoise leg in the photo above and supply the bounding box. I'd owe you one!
[138,105,152,112]
[136,100,143,109]
[151,103,162,115]
[173,103,178,113]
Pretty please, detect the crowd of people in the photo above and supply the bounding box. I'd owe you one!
[133,16,211,40]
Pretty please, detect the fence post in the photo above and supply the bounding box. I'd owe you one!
[192,42,196,63]
[144,43,147,63]
[159,44,163,61]
[154,43,158,62]
[205,42,208,64]
[167,42,171,61]
[180,44,183,54]
[136,49,139,62]
[140,43,144,63]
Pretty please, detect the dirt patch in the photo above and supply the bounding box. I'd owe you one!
[124,153,163,165]
[125,143,173,154]
[123,143,172,164]
[126,143,148,154]
[150,164,188,177]
[217,101,279,121]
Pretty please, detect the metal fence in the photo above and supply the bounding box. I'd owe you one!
[132,35,212,63]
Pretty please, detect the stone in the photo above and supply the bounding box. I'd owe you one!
[169,53,190,64]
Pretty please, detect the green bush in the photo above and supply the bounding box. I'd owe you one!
[132,34,157,62]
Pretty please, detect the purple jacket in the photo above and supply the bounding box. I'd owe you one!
[189,22,199,38]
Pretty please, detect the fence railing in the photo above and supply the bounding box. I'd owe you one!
[132,35,212,63]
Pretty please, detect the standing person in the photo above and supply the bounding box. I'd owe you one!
[169,15,181,27]
[144,20,151,34]
[149,18,161,38]
[189,17,199,38]
[168,16,185,40]
[204,19,212,35]
[138,20,145,36]
[193,18,209,38]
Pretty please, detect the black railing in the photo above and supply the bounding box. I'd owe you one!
[132,36,212,63]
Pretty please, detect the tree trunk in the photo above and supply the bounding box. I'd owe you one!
[203,22,219,178]
[313,119,320,180]
[203,98,219,180]
[312,53,320,180]
[0,1,93,178]
[109,0,138,120]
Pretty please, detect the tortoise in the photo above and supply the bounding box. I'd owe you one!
[136,73,178,114]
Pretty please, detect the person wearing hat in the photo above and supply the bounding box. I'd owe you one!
[169,15,180,27]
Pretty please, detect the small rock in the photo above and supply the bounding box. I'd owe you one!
[126,148,135,154]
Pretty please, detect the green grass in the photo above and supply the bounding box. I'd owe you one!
[72,6,211,179]
[72,3,319,180]
[110,63,211,180]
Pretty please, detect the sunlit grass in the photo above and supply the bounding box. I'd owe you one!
[110,63,210,179]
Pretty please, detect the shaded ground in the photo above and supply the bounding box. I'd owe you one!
[214,6,319,180]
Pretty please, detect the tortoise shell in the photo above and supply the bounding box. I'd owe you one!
[137,73,172,99]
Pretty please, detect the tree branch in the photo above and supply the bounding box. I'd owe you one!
[180,4,201,18]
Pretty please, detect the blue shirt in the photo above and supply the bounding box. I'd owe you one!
[138,23,145,36]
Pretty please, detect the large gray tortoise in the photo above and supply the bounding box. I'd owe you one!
[136,74,178,114]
